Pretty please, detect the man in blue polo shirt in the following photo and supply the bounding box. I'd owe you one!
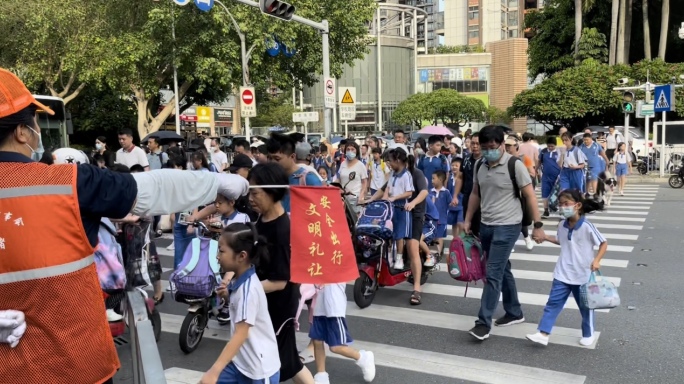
[579,133,609,195]
[418,135,450,190]
[266,133,322,213]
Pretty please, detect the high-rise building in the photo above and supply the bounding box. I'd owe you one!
[398,0,440,51]
[440,0,544,47]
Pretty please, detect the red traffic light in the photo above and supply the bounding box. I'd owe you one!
[260,0,296,21]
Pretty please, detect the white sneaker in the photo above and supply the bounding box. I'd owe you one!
[393,257,404,270]
[166,282,175,292]
[423,255,435,268]
[106,309,124,322]
[579,335,595,346]
[314,372,330,384]
[525,332,549,346]
[166,241,175,251]
[524,236,534,251]
[356,350,376,382]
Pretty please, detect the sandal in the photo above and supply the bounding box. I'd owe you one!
[410,290,422,306]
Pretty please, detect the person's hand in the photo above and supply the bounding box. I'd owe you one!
[357,196,365,205]
[449,196,459,207]
[387,196,394,202]
[462,221,471,234]
[215,173,249,200]
[198,368,221,384]
[215,283,228,300]
[591,259,601,272]
[0,310,26,348]
[532,227,545,243]
[405,201,416,211]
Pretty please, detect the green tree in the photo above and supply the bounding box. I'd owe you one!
[392,89,486,127]
[508,60,630,130]
[576,28,609,63]
[0,0,107,104]
[250,94,296,128]
[484,106,512,125]
[391,92,433,127]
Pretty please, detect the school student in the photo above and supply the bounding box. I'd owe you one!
[526,190,607,347]
[309,283,376,384]
[429,170,452,264]
[202,223,280,384]
[447,157,464,237]
[559,133,587,193]
[614,142,632,196]
[383,148,415,271]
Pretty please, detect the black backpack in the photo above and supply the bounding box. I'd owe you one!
[476,157,532,227]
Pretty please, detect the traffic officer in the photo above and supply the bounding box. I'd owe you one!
[0,68,248,384]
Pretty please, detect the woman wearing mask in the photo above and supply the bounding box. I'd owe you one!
[413,138,426,168]
[333,141,369,212]
[93,136,115,168]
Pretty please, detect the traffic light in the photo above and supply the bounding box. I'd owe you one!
[259,0,295,21]
[622,91,635,113]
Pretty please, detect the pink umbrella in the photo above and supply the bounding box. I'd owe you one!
[417,125,455,137]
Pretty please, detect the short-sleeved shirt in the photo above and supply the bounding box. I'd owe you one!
[369,160,390,191]
[563,147,587,168]
[615,151,631,164]
[518,142,538,166]
[430,187,452,224]
[210,150,228,172]
[409,168,428,215]
[335,160,368,197]
[255,214,300,325]
[313,283,347,318]
[282,167,323,213]
[228,267,281,380]
[474,152,532,226]
[554,217,606,285]
[459,154,480,200]
[418,154,449,190]
[221,210,250,226]
[605,132,624,150]
[388,168,414,205]
[0,152,138,247]
[579,142,604,169]
[146,151,168,170]
[539,149,562,180]
[115,146,149,169]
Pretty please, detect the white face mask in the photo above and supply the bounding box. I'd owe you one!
[560,206,576,218]
[25,127,44,161]
[95,143,103,151]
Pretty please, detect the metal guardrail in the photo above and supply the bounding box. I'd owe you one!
[125,290,167,384]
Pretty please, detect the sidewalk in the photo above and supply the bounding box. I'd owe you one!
[626,173,670,184]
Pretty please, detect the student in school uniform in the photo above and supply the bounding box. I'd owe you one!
[203,223,280,384]
[446,157,464,238]
[559,133,587,193]
[383,148,415,271]
[429,170,452,265]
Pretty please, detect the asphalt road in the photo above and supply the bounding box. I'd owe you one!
[113,183,683,384]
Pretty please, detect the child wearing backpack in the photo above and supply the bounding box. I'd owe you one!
[526,189,607,347]
[309,282,376,384]
[202,223,280,384]
[429,170,452,263]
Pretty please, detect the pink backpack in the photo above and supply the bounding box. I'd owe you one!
[275,284,320,336]
[448,234,486,296]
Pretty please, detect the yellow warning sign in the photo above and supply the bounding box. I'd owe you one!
[341,90,354,104]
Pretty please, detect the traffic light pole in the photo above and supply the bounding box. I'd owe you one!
[231,0,332,139]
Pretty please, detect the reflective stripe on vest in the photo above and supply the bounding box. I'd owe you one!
[0,162,119,384]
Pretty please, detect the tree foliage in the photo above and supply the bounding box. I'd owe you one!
[392,89,486,128]
[250,94,296,128]
[509,59,684,131]
[484,106,512,125]
[576,28,609,63]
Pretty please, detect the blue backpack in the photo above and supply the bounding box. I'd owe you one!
[170,237,222,299]
[356,200,394,240]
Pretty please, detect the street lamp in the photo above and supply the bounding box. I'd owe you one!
[153,0,182,136]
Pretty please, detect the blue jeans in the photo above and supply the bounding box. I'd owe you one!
[476,223,523,329]
[173,223,194,270]
[538,279,594,338]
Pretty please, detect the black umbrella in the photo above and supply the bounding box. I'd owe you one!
[142,131,184,145]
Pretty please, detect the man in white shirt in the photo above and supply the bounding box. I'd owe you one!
[115,128,149,170]
[209,138,228,172]
[605,126,624,164]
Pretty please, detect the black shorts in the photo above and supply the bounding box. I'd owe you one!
[410,212,425,241]
[606,149,616,161]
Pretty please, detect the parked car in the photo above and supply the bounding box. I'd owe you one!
[572,126,647,162]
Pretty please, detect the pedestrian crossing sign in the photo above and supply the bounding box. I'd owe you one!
[654,84,675,112]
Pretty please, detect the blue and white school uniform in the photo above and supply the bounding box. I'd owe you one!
[388,168,415,240]
[445,174,463,225]
[430,187,452,239]
[422,197,439,243]
[579,142,605,181]
[221,210,250,227]
[559,147,587,193]
[220,267,280,384]
[309,283,353,347]
[539,148,561,199]
[615,151,630,177]
[537,217,606,338]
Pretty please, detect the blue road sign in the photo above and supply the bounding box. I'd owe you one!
[194,0,214,12]
[172,0,192,5]
[281,42,296,58]
[266,38,280,57]
[654,84,675,112]
[419,70,428,83]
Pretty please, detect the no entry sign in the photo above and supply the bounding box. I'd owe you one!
[240,87,256,117]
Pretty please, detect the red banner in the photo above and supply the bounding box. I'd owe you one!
[289,186,358,284]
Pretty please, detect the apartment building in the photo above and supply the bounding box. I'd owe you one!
[440,0,544,47]
[397,0,440,51]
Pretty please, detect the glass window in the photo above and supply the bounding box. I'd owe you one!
[468,6,480,20]
[468,26,479,39]
[501,12,506,24]
[508,0,518,8]
[478,81,488,92]
[501,29,507,39]
[508,29,518,37]
[508,11,519,26]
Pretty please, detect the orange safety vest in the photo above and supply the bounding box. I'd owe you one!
[0,162,119,384]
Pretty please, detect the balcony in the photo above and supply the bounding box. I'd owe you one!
[435,11,445,36]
